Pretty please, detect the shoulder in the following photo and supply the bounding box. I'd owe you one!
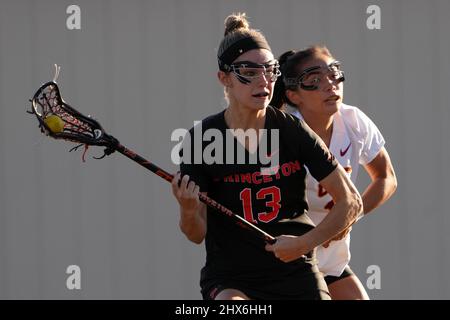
[338,103,379,139]
[338,104,385,164]
[339,103,371,120]
[266,105,297,123]
[283,104,302,119]
[266,105,310,134]
[188,110,226,134]
[203,109,226,126]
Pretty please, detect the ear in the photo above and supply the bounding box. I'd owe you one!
[217,71,232,88]
[286,89,302,106]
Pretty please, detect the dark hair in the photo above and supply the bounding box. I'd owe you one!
[271,45,334,109]
[217,13,271,71]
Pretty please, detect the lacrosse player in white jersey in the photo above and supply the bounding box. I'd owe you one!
[271,46,397,299]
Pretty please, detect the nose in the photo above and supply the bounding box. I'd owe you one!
[323,74,339,91]
[255,72,270,86]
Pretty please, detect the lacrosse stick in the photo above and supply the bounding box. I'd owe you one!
[28,65,276,244]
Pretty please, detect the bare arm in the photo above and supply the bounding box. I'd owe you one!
[171,173,207,244]
[266,165,363,262]
[302,164,363,249]
[319,147,397,247]
[361,147,397,215]
[322,147,397,246]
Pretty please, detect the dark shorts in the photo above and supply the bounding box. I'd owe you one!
[203,284,331,300]
[201,219,331,300]
[202,266,331,300]
[324,266,354,286]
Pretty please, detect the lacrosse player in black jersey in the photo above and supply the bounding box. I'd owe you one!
[171,13,363,300]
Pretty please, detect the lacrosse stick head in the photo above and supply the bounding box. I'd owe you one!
[29,80,117,149]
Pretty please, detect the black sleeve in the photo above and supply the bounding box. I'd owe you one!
[271,106,338,182]
[296,119,338,181]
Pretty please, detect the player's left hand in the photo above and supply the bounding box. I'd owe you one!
[265,235,307,263]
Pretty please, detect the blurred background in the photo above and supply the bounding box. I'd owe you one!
[0,0,449,299]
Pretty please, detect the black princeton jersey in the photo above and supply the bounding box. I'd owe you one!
[180,106,338,288]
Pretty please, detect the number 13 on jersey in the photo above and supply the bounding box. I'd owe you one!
[239,186,281,223]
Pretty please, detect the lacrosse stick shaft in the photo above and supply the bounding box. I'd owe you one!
[29,79,276,244]
[114,143,276,244]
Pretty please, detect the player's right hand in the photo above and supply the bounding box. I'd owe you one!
[171,172,201,217]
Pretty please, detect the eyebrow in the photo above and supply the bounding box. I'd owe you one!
[305,70,322,75]
[232,60,276,66]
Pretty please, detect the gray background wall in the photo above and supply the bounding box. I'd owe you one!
[0,0,448,299]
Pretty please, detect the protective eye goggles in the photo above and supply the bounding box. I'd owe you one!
[223,60,282,85]
[283,61,345,91]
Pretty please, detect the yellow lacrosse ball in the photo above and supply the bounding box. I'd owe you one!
[44,115,65,133]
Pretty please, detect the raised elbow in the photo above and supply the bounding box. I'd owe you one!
[349,192,364,223]
[390,174,398,194]
[384,163,398,196]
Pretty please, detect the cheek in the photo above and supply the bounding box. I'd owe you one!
[336,81,344,94]
[239,84,254,98]
[299,92,322,109]
[229,85,250,101]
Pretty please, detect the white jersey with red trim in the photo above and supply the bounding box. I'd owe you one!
[288,103,385,276]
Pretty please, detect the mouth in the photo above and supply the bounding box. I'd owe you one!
[252,92,270,98]
[324,95,341,102]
